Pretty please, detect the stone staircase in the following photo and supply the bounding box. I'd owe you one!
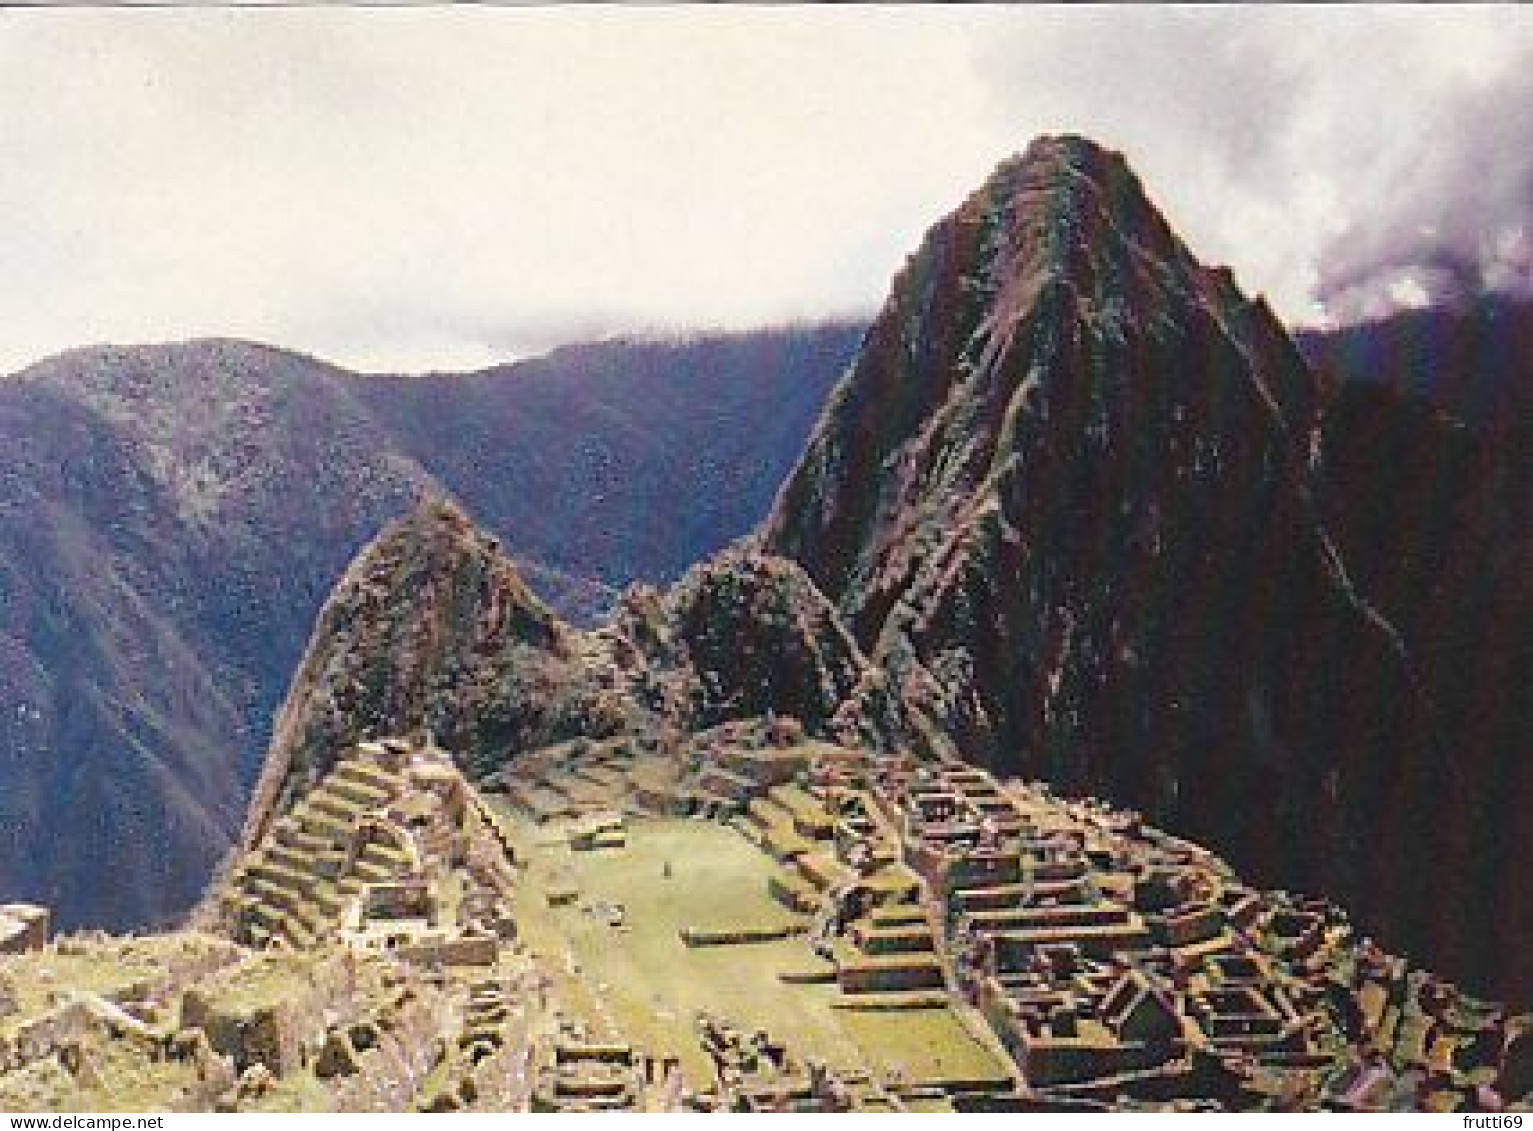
[222,754,408,949]
[836,902,947,998]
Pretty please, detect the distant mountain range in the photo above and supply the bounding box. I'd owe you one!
[0,324,862,933]
[1297,296,1533,440]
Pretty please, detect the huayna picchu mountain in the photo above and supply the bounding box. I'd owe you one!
[762,135,1529,1008]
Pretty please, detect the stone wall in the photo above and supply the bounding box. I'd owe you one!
[181,991,301,1076]
[395,935,497,968]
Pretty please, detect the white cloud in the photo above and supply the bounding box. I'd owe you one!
[0,6,1528,374]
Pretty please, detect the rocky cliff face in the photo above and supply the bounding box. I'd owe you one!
[764,135,1529,1006]
[766,137,1321,638]
[1302,314,1531,1009]
[765,135,1342,776]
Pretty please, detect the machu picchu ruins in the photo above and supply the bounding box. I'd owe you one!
[2,724,1526,1112]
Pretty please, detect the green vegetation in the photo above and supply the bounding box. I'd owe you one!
[0,933,234,1040]
[511,816,1006,1086]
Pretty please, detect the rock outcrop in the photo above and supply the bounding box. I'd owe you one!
[242,514,874,851]
[240,500,624,848]
[661,552,866,733]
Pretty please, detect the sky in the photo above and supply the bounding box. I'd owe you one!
[1,5,1530,374]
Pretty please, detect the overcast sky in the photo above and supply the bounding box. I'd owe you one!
[1,5,1530,374]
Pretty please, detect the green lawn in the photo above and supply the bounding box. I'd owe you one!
[511,816,1008,1089]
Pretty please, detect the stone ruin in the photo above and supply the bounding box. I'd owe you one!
[219,739,518,968]
[0,905,49,955]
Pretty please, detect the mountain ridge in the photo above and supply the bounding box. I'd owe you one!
[0,323,862,933]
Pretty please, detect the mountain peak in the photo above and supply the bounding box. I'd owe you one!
[994,133,1138,197]
[389,491,497,550]
[764,136,1317,624]
[239,497,568,847]
[953,135,1243,353]
[11,336,344,387]
[765,124,1339,788]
